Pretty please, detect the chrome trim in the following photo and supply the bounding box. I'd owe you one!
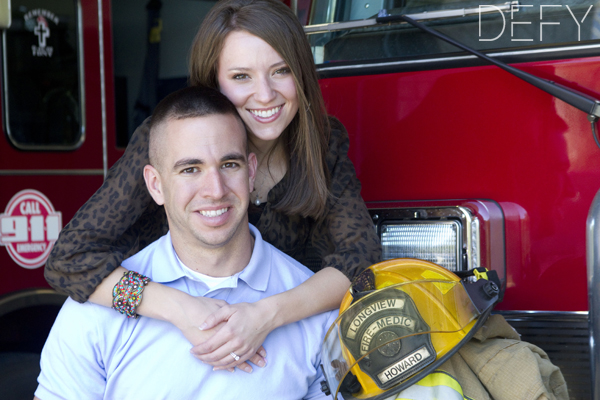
[317,54,479,72]
[497,310,588,318]
[2,0,86,151]
[290,0,298,17]
[78,0,87,151]
[98,0,107,177]
[0,169,104,176]
[460,206,476,270]
[306,19,378,34]
[305,1,516,34]
[486,42,600,58]
[587,188,600,398]
[315,43,600,73]
[370,206,479,271]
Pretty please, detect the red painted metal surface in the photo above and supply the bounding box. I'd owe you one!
[0,1,121,296]
[0,176,104,293]
[320,56,600,312]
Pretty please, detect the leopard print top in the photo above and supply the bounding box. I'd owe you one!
[45,116,382,303]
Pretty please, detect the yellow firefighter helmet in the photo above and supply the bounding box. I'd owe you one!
[321,259,501,400]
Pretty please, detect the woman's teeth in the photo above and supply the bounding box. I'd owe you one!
[250,106,281,118]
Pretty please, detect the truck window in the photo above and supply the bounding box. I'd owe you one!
[112,1,211,147]
[307,0,599,65]
[2,0,83,150]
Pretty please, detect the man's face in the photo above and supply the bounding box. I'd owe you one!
[144,114,256,250]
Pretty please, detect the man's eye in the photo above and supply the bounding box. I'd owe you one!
[222,162,239,169]
[182,167,198,174]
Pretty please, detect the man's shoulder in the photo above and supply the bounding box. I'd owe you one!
[121,233,172,277]
[53,297,115,335]
[263,239,315,282]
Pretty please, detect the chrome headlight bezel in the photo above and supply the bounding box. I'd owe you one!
[368,200,505,285]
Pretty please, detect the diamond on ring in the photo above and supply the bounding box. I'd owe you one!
[230,352,240,361]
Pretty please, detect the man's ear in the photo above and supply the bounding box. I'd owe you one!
[143,164,165,206]
[248,152,257,193]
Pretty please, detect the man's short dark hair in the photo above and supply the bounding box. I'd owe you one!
[149,86,245,168]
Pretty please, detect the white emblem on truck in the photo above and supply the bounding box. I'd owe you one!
[0,189,62,269]
[25,9,59,58]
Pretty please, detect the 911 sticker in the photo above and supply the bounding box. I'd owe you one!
[0,190,62,269]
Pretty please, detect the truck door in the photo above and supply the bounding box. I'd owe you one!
[0,0,117,398]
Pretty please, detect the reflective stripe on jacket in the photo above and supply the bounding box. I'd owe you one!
[393,370,470,400]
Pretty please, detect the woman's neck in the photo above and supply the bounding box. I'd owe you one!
[249,136,279,161]
[249,140,288,203]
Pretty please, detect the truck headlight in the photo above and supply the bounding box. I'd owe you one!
[381,221,463,271]
[369,200,505,297]
[370,205,481,272]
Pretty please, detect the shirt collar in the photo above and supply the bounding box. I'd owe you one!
[145,232,185,284]
[147,224,271,292]
[238,224,270,292]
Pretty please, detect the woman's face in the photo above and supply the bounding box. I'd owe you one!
[217,30,299,148]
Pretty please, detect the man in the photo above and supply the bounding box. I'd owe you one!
[34,87,336,400]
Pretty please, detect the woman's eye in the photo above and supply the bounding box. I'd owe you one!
[275,67,291,75]
[233,73,249,80]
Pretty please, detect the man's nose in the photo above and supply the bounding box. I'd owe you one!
[203,169,227,199]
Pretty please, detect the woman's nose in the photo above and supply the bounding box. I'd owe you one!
[254,76,277,104]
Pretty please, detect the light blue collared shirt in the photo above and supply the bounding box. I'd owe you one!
[35,225,337,400]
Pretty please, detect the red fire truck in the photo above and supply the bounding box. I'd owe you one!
[0,0,598,398]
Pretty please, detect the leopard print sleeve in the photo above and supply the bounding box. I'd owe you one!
[312,117,382,280]
[44,118,168,303]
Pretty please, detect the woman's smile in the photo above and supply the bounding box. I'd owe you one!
[248,105,283,120]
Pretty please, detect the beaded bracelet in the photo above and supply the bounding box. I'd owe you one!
[112,270,151,318]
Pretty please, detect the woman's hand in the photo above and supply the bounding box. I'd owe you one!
[190,268,350,372]
[173,295,228,345]
[170,294,266,373]
[190,301,274,372]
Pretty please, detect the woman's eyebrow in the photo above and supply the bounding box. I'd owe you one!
[270,61,287,69]
[227,61,287,72]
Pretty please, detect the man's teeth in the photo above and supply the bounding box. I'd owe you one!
[250,106,281,118]
[200,208,228,217]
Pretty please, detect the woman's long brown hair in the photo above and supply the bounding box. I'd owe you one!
[188,0,330,219]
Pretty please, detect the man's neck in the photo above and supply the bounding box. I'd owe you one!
[171,229,255,278]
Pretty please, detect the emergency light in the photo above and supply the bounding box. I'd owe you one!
[374,206,481,273]
[381,221,461,272]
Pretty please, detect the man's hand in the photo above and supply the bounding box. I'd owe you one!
[190,301,274,372]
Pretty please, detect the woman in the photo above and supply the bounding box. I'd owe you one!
[45,0,381,373]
